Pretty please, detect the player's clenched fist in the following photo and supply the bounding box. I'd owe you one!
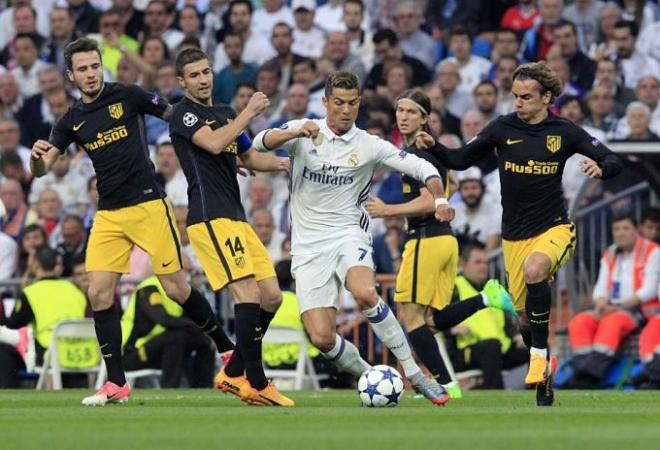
[245,92,270,116]
[434,204,455,223]
[297,121,320,139]
[30,139,52,161]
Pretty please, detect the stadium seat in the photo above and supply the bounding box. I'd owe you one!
[262,327,323,390]
[94,364,163,389]
[36,319,102,390]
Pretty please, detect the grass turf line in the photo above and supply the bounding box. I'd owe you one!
[1,390,659,450]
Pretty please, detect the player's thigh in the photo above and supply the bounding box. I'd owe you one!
[502,238,531,312]
[85,210,133,274]
[529,223,577,277]
[294,257,342,314]
[344,265,378,307]
[187,218,255,292]
[431,236,459,310]
[124,198,183,275]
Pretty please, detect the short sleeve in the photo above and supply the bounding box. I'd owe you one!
[125,84,170,118]
[169,104,205,141]
[49,113,74,154]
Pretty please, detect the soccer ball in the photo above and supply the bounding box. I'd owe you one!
[358,365,405,407]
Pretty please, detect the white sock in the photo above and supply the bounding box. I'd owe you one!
[530,347,548,358]
[322,334,370,377]
[363,298,421,378]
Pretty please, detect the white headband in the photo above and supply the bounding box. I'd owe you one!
[396,98,428,116]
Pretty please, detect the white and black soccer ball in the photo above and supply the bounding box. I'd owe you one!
[358,365,405,407]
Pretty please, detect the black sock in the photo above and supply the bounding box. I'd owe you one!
[181,288,235,352]
[408,326,451,384]
[433,295,485,330]
[519,324,532,349]
[525,281,551,349]
[225,308,277,377]
[93,305,126,386]
[233,303,267,390]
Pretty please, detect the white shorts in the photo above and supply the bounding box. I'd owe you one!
[292,231,374,314]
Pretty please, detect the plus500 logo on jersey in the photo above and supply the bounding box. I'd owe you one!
[302,163,354,185]
[83,125,129,151]
[504,160,559,175]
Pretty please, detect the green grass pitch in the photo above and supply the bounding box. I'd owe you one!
[2,390,659,450]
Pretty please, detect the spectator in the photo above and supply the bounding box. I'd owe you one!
[0,4,45,69]
[500,0,540,33]
[551,20,597,91]
[251,208,286,263]
[365,29,431,92]
[372,216,406,274]
[446,26,491,94]
[0,178,28,239]
[460,110,486,144]
[43,7,82,71]
[494,55,517,115]
[316,0,371,33]
[0,199,17,278]
[245,176,274,217]
[270,83,319,129]
[640,207,660,244]
[291,0,325,59]
[115,55,140,85]
[435,60,475,120]
[230,82,256,116]
[522,0,564,62]
[1,245,96,384]
[378,62,412,105]
[10,33,47,98]
[618,101,660,142]
[0,73,22,120]
[264,22,305,95]
[252,0,294,42]
[138,35,171,90]
[0,151,31,195]
[212,0,275,72]
[15,64,66,147]
[30,189,63,244]
[0,1,49,52]
[155,139,188,207]
[322,31,366,86]
[451,168,502,252]
[29,150,89,214]
[250,61,284,133]
[145,62,185,145]
[472,80,500,124]
[15,223,47,284]
[212,31,257,105]
[343,0,374,71]
[143,0,184,53]
[55,214,86,277]
[393,0,436,70]
[562,0,604,53]
[488,28,524,81]
[0,119,31,171]
[545,52,583,99]
[633,76,660,136]
[447,245,529,389]
[69,255,93,317]
[291,58,326,118]
[593,58,635,116]
[567,214,660,388]
[178,6,205,52]
[121,276,215,388]
[584,85,619,134]
[67,0,101,35]
[91,8,141,78]
[613,20,660,90]
[588,2,622,61]
[113,0,144,40]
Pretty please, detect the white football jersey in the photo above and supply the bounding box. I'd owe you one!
[254,119,440,255]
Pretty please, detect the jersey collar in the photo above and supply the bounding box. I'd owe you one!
[320,119,360,143]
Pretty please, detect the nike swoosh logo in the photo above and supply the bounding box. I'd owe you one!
[73,121,85,131]
[506,138,523,145]
[205,119,216,125]
[162,260,174,267]
[531,311,550,317]
[549,240,559,247]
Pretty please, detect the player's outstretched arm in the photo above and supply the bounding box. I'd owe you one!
[30,140,61,178]
[365,190,435,218]
[238,148,290,172]
[573,128,623,180]
[253,120,319,152]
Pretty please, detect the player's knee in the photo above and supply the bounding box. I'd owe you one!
[261,290,282,312]
[87,283,114,310]
[352,285,378,309]
[523,260,549,284]
[160,278,189,303]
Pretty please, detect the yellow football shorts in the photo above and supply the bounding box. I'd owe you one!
[502,223,576,311]
[187,218,276,291]
[86,198,182,274]
[394,234,458,310]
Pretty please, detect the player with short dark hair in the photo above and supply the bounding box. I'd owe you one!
[170,48,293,406]
[30,38,235,406]
[419,61,623,406]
